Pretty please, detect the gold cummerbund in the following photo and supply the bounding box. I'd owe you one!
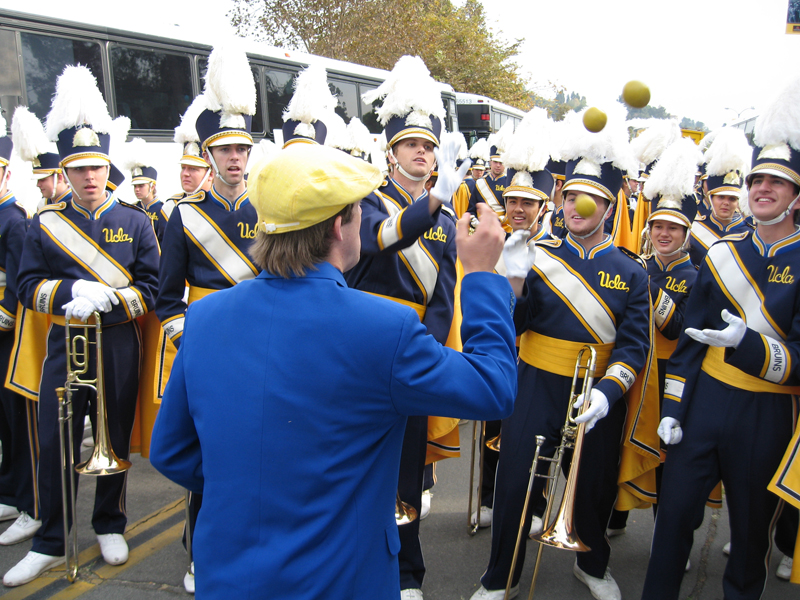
[188,285,217,305]
[701,346,800,395]
[519,331,614,377]
[655,329,678,360]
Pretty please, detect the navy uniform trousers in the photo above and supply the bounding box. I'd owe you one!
[642,372,796,600]
[32,321,140,557]
[481,365,627,590]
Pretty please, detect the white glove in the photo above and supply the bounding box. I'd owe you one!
[431,138,471,204]
[657,417,683,445]
[62,297,97,323]
[573,388,609,432]
[72,280,119,313]
[684,309,746,349]
[503,229,536,279]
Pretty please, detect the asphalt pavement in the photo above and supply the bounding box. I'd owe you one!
[0,420,796,599]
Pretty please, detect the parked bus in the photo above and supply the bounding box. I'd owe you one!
[0,8,459,207]
[455,92,526,147]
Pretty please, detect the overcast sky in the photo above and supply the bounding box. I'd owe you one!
[3,0,798,130]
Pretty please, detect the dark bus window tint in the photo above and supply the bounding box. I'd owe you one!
[328,79,357,122]
[111,45,192,130]
[265,68,295,138]
[251,66,264,134]
[359,84,381,134]
[21,32,104,121]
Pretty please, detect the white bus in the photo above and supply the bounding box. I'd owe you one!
[455,92,526,147]
[0,8,460,208]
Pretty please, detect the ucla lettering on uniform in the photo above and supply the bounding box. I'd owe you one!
[766,264,794,284]
[665,276,688,293]
[103,227,134,244]
[598,271,630,291]
[238,222,257,239]
[423,226,448,243]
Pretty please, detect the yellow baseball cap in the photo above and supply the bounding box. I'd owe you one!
[249,144,383,234]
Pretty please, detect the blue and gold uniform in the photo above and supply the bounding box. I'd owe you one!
[142,199,168,243]
[467,171,511,219]
[16,194,159,557]
[688,212,751,266]
[480,232,651,590]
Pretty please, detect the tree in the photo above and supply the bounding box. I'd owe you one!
[530,84,587,120]
[228,0,532,107]
[679,117,707,132]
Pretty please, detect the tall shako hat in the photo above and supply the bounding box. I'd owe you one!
[704,127,751,197]
[644,137,703,228]
[11,106,60,179]
[339,117,374,161]
[282,64,336,147]
[747,75,800,189]
[629,118,682,181]
[468,138,490,170]
[194,40,256,152]
[362,56,445,148]
[487,120,514,162]
[561,104,638,203]
[46,65,113,169]
[502,107,554,202]
[175,95,211,168]
[122,138,157,185]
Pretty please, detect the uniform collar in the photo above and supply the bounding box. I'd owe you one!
[71,193,115,220]
[564,232,614,259]
[752,227,800,258]
[388,178,428,204]
[709,211,743,232]
[209,186,250,211]
[0,191,15,210]
[257,261,345,285]
[654,252,691,271]
[52,189,72,204]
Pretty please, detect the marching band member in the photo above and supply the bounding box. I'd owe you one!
[345,55,467,600]
[467,121,514,220]
[0,111,37,547]
[170,94,215,215]
[543,157,567,237]
[123,138,167,242]
[644,75,800,599]
[4,65,160,587]
[469,138,490,181]
[471,106,651,600]
[280,63,337,149]
[155,40,258,594]
[688,127,753,266]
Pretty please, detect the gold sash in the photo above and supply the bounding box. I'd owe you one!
[701,346,800,395]
[518,331,614,376]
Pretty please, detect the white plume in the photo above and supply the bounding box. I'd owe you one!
[488,120,515,155]
[203,39,256,118]
[704,127,751,178]
[643,137,703,202]
[468,138,490,162]
[109,116,131,157]
[324,111,347,148]
[121,137,151,171]
[45,65,112,140]
[362,56,445,127]
[174,95,208,144]
[11,106,51,162]
[342,117,374,156]
[502,107,551,172]
[453,132,469,160]
[630,119,682,166]
[283,64,336,134]
[754,75,800,151]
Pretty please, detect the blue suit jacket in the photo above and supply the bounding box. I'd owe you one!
[150,263,517,599]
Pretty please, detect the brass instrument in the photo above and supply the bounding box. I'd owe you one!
[57,312,132,582]
[395,491,417,525]
[467,422,501,534]
[504,346,596,600]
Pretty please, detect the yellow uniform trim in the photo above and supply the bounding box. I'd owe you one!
[518,331,614,377]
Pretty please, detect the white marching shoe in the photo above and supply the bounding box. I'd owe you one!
[573,561,621,600]
[470,506,493,528]
[0,503,20,522]
[0,512,41,545]
[184,561,195,593]
[420,490,432,520]
[3,551,65,587]
[469,584,519,600]
[776,555,793,581]
[97,533,128,565]
[528,515,543,538]
[400,589,423,599]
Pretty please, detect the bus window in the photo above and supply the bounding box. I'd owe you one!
[20,32,104,121]
[328,78,358,123]
[198,58,266,137]
[111,44,191,131]
[264,67,295,139]
[359,83,381,134]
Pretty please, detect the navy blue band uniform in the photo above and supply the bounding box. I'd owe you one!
[644,228,800,598]
[142,199,168,244]
[467,171,513,222]
[480,232,651,590]
[15,194,160,557]
[688,212,752,267]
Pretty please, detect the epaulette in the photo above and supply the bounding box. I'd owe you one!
[14,201,30,218]
[380,179,390,188]
[536,238,562,248]
[440,204,457,221]
[168,192,185,202]
[719,231,749,243]
[38,202,67,214]
[695,214,707,222]
[618,246,647,269]
[177,191,205,204]
[117,201,148,215]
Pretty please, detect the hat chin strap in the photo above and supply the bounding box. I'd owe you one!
[389,149,427,183]
[49,172,58,200]
[191,168,212,196]
[571,203,613,240]
[753,190,800,226]
[206,150,236,188]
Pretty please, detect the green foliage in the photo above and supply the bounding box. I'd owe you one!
[532,84,587,120]
[679,117,707,132]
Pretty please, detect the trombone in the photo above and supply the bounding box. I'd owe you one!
[467,421,500,534]
[504,345,596,600]
[56,311,132,583]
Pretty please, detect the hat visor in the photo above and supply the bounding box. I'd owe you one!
[503,187,548,202]
[61,155,110,168]
[32,170,58,180]
[648,212,691,228]
[562,181,615,203]
[131,177,156,185]
[388,129,439,148]
[206,132,254,148]
[180,156,210,168]
[747,165,800,188]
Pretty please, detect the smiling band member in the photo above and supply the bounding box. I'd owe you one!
[4,65,160,587]
[470,108,654,600]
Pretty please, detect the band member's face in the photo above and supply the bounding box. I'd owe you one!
[207,144,250,185]
[649,220,685,256]
[181,165,210,194]
[490,160,504,177]
[342,201,362,272]
[563,191,608,237]
[392,137,435,180]
[711,194,738,221]
[65,165,109,204]
[471,168,485,179]
[133,183,152,201]
[748,174,799,222]
[36,174,56,199]
[505,196,541,233]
